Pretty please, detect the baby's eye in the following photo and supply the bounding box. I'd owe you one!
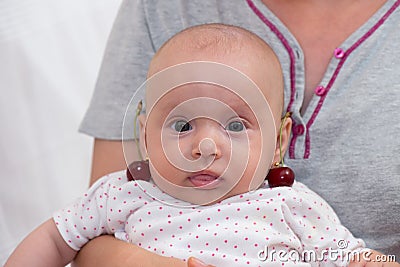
[172,120,193,132]
[226,121,245,132]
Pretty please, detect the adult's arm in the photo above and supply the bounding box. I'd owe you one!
[89,139,136,185]
[72,236,214,267]
[72,236,188,267]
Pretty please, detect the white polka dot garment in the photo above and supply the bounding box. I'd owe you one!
[54,171,365,266]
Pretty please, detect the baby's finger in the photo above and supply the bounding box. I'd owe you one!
[187,257,216,267]
[348,260,366,267]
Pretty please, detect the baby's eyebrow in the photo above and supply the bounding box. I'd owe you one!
[227,100,254,118]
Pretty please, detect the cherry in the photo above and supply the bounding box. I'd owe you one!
[266,166,295,188]
[126,160,151,182]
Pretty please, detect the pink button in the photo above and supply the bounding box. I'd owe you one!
[294,125,305,135]
[334,48,345,59]
[315,85,326,96]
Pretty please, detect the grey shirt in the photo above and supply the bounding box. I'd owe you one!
[80,0,400,257]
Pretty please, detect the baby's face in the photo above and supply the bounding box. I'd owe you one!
[141,78,276,205]
[139,35,282,205]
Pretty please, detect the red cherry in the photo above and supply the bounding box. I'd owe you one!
[126,160,151,182]
[266,166,295,188]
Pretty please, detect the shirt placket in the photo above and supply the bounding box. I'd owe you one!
[247,0,400,159]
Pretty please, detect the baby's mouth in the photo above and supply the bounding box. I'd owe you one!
[188,171,222,189]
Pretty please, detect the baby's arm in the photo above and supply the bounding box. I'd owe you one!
[5,218,76,267]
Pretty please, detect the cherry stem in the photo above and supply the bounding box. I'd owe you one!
[134,100,144,161]
[279,112,292,166]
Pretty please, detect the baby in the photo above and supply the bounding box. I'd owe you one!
[5,24,395,267]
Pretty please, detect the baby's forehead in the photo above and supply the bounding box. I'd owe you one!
[153,83,253,109]
[146,82,272,125]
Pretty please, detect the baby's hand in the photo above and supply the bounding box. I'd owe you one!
[348,250,399,267]
[187,257,216,267]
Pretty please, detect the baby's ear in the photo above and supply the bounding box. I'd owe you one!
[272,116,292,164]
[138,114,147,157]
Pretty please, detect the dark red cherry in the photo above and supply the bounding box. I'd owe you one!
[266,166,295,188]
[126,160,151,182]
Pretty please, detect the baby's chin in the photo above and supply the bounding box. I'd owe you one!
[164,183,258,206]
[152,178,237,205]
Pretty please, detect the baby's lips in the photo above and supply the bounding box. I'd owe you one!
[188,170,223,189]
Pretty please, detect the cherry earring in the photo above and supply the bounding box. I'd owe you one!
[126,100,151,182]
[266,162,295,188]
[266,112,295,188]
[127,160,151,182]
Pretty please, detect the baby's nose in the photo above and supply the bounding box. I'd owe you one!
[198,138,218,157]
[191,123,224,160]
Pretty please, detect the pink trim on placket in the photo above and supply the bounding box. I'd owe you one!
[246,0,298,158]
[304,0,400,158]
[248,0,400,159]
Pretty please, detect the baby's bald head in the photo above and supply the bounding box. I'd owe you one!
[148,23,284,119]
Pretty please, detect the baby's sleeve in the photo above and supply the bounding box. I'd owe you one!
[282,183,366,267]
[53,171,133,251]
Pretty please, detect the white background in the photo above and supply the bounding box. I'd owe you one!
[0,0,122,264]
